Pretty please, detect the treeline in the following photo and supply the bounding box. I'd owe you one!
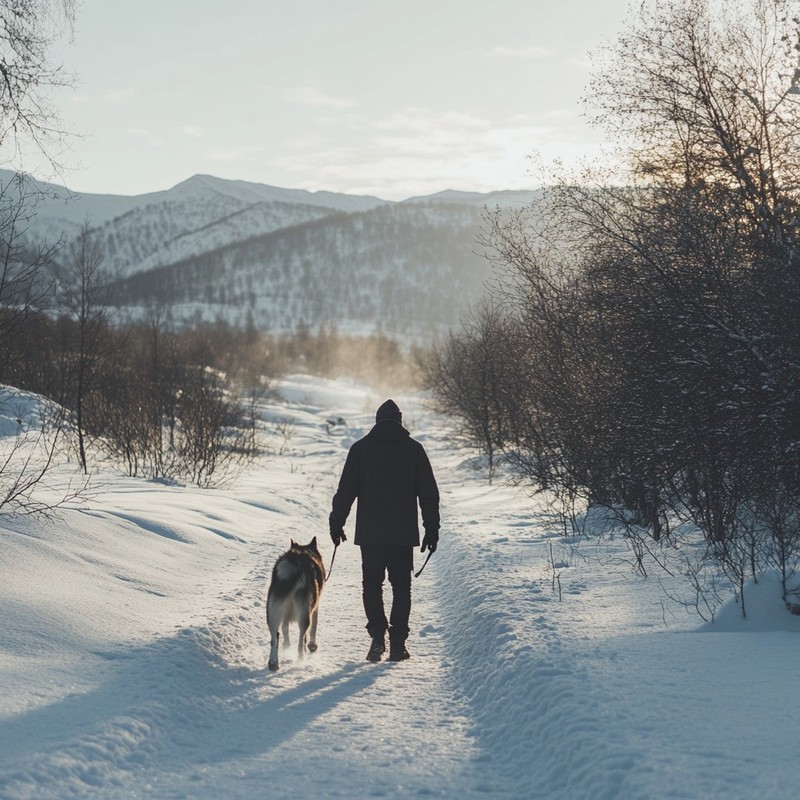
[422,0,800,617]
[1,302,418,489]
[1,312,266,487]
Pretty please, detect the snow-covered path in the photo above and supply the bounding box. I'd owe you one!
[0,378,483,800]
[1,376,799,800]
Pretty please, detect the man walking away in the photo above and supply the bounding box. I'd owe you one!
[329,399,440,662]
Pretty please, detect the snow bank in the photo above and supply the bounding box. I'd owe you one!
[0,385,63,437]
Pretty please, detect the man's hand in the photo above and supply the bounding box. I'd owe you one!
[330,528,347,546]
[421,530,438,554]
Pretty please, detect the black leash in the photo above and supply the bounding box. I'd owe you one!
[414,550,433,578]
[327,541,432,580]
[325,542,339,582]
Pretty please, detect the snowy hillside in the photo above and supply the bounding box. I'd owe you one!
[108,202,491,334]
[90,174,388,281]
[0,377,798,800]
[7,171,386,279]
[97,197,340,280]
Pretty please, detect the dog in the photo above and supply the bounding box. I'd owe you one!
[266,537,325,671]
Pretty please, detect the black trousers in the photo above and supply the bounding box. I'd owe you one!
[360,545,413,641]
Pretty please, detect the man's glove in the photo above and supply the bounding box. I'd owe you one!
[421,530,438,554]
[330,528,347,546]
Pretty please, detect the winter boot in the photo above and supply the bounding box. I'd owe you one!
[388,630,410,661]
[366,633,386,662]
[388,643,410,661]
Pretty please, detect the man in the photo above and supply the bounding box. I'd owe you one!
[329,399,440,662]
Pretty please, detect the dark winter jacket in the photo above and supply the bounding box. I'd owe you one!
[329,419,440,547]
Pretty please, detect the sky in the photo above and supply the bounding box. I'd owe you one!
[42,0,634,200]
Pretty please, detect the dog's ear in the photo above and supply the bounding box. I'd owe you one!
[290,538,297,549]
[309,536,317,549]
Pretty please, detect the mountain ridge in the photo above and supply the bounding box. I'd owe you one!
[3,170,541,339]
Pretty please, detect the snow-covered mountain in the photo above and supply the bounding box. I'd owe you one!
[108,201,492,335]
[4,170,541,337]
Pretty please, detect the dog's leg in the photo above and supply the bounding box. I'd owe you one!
[307,607,319,653]
[267,608,280,671]
[297,613,310,661]
[282,620,290,648]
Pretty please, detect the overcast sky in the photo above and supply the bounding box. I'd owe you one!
[49,0,634,199]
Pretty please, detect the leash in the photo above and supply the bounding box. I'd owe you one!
[325,542,339,582]
[414,550,433,578]
[327,540,433,580]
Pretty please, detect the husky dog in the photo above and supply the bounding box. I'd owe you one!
[267,537,325,671]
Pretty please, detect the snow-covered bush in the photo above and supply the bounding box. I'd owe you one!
[0,385,83,514]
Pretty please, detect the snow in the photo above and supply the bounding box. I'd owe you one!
[1,376,798,799]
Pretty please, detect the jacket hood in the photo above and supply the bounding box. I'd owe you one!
[368,419,410,443]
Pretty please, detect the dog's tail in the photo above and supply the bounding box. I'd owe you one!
[274,556,300,583]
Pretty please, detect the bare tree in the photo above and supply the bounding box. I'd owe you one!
[0,172,62,379]
[0,0,79,370]
[421,300,517,481]
[57,221,110,472]
[0,2,81,515]
[0,387,87,515]
[0,0,76,171]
